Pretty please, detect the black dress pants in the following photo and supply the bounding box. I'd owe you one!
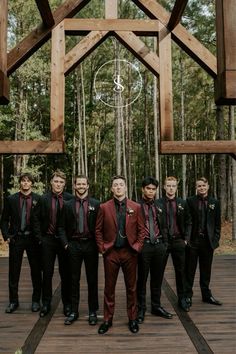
[41,236,71,306]
[185,236,213,299]
[137,241,167,312]
[8,236,42,303]
[68,239,99,314]
[162,238,187,299]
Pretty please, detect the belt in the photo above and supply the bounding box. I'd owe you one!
[72,237,91,241]
[17,231,31,236]
[168,235,182,240]
[198,233,205,238]
[144,237,163,245]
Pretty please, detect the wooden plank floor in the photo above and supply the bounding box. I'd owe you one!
[0,255,235,354]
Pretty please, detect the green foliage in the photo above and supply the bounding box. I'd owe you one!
[7,165,45,195]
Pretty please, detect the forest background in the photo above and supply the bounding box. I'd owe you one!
[0,0,235,249]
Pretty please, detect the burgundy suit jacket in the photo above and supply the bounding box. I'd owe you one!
[95,198,145,254]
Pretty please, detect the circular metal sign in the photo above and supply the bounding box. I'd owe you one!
[94,59,142,108]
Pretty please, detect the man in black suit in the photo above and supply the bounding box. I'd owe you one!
[157,176,192,312]
[185,177,222,306]
[33,169,73,317]
[58,175,100,326]
[1,173,42,313]
[137,176,173,324]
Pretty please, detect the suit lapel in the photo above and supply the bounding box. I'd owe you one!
[126,200,132,229]
[109,199,118,227]
[15,192,21,219]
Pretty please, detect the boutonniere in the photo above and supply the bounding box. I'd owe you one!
[127,208,135,216]
[156,206,163,213]
[88,205,95,211]
[209,204,215,210]
[178,204,184,211]
[32,200,38,207]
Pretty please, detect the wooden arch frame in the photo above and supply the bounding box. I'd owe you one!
[0,0,235,156]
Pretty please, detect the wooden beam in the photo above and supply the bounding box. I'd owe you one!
[64,31,109,76]
[35,0,55,28]
[215,0,236,105]
[7,0,91,75]
[160,140,236,154]
[132,0,217,78]
[105,0,117,19]
[50,22,65,141]
[167,0,189,31]
[159,25,173,140]
[64,19,160,36]
[114,31,159,77]
[0,0,9,104]
[0,141,64,154]
[0,70,9,104]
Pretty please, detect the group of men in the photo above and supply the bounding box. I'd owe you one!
[1,170,222,335]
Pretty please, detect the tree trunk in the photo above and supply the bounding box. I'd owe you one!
[80,64,88,175]
[76,68,84,174]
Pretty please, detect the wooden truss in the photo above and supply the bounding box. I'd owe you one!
[0,0,235,156]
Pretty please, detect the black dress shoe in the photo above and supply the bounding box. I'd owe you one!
[64,312,78,325]
[5,302,19,314]
[185,297,192,307]
[40,305,51,317]
[98,321,112,334]
[151,306,173,319]
[31,302,40,312]
[63,304,72,317]
[202,296,222,306]
[137,310,145,324]
[178,298,190,312]
[88,312,97,325]
[128,320,139,333]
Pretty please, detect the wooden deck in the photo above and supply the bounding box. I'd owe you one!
[0,254,235,354]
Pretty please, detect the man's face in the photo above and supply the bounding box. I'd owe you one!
[74,178,89,197]
[196,180,209,197]
[164,180,177,199]
[50,175,66,194]
[142,184,157,201]
[20,177,32,193]
[111,178,127,199]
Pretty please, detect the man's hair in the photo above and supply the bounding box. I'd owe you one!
[74,174,89,185]
[164,176,178,185]
[196,176,208,184]
[50,169,66,181]
[111,175,126,185]
[142,176,159,188]
[19,173,34,184]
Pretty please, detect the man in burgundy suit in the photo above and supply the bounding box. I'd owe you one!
[96,175,145,334]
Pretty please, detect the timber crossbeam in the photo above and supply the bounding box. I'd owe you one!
[0,141,64,154]
[160,140,236,155]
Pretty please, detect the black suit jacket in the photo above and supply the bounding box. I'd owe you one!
[186,195,221,250]
[156,197,192,242]
[58,196,100,247]
[33,191,73,243]
[1,192,40,241]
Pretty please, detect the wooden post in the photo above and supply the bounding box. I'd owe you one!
[50,21,65,142]
[0,0,9,104]
[158,25,173,140]
[105,0,117,19]
[215,0,236,104]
